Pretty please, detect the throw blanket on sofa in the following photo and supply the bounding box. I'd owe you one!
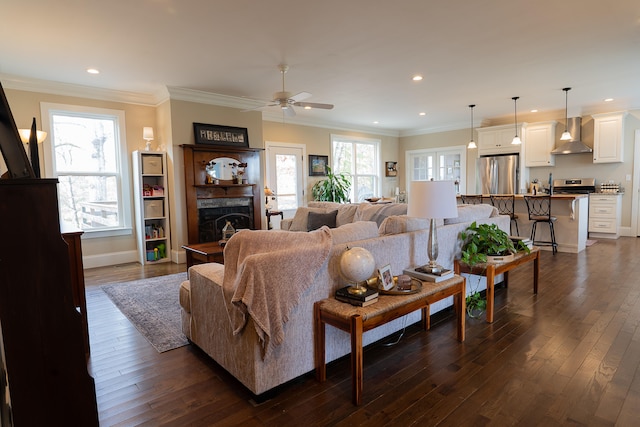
[222,227,332,358]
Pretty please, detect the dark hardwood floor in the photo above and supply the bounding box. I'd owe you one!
[84,238,640,426]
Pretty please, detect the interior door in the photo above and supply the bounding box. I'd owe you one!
[266,142,305,228]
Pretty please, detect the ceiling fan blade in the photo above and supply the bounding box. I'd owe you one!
[293,101,334,110]
[241,103,278,113]
[289,92,312,102]
[283,105,296,117]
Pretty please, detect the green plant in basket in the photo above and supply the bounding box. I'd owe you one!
[459,222,530,317]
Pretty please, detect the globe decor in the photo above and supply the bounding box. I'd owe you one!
[340,246,376,295]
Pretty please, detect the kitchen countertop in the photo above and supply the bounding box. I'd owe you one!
[457,194,589,200]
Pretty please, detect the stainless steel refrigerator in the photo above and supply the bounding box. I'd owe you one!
[476,154,519,194]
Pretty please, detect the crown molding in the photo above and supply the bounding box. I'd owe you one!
[165,86,260,110]
[0,73,163,106]
[399,119,472,137]
[261,111,400,137]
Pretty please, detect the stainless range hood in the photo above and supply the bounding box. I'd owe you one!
[551,117,593,154]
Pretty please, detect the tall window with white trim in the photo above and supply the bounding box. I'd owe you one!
[331,135,380,202]
[41,103,131,236]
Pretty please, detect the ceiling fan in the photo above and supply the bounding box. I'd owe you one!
[247,64,334,117]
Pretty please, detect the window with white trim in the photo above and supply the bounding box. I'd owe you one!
[41,103,132,237]
[331,135,380,202]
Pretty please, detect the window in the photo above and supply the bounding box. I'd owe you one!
[331,135,380,202]
[406,146,466,194]
[41,103,131,237]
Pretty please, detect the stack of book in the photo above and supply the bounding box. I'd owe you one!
[335,286,379,307]
[403,266,454,283]
[510,236,533,249]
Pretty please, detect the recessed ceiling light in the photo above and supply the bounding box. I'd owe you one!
[86,68,100,74]
[373,121,379,124]
[304,106,312,110]
[412,75,423,81]
[419,112,426,116]
[530,109,538,113]
[604,98,614,102]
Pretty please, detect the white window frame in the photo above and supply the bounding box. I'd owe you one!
[330,134,381,203]
[406,146,467,194]
[40,102,132,238]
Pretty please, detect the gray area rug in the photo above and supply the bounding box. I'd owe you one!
[101,272,189,353]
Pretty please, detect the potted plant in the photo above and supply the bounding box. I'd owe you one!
[311,167,352,203]
[459,221,530,317]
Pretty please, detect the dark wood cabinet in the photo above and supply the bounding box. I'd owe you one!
[0,179,98,426]
[182,144,262,244]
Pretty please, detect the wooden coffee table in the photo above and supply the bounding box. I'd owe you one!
[454,247,540,323]
[314,274,466,405]
[182,242,225,268]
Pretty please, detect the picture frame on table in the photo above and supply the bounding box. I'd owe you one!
[378,264,394,291]
[309,154,328,176]
[193,122,249,147]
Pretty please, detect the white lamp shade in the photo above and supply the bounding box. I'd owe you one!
[408,180,458,219]
[143,127,154,140]
[511,136,522,145]
[467,140,477,149]
[18,129,47,143]
[560,131,572,141]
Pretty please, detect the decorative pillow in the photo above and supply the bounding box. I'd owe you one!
[307,210,338,231]
[288,207,328,231]
[444,204,498,225]
[336,204,359,226]
[379,215,434,235]
[353,203,408,226]
[330,221,379,245]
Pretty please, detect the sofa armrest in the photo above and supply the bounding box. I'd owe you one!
[280,218,293,230]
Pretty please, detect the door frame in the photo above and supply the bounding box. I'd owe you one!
[265,140,307,218]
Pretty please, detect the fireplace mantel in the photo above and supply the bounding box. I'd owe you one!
[182,144,262,244]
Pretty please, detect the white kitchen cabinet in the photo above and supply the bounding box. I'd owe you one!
[588,193,622,239]
[592,112,627,163]
[525,121,556,167]
[132,150,171,264]
[477,123,525,156]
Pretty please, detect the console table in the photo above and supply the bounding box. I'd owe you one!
[182,242,224,268]
[314,275,465,405]
[454,247,540,323]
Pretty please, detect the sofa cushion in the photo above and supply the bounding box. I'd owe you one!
[379,215,436,235]
[179,280,191,313]
[288,207,328,231]
[444,204,498,225]
[330,221,379,245]
[353,203,408,226]
[307,210,338,231]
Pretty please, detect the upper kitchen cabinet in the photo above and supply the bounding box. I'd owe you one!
[525,121,557,167]
[477,123,525,156]
[592,112,627,163]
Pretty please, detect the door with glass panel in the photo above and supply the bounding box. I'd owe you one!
[406,146,466,194]
[266,142,305,228]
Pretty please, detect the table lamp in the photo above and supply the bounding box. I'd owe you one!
[408,180,458,274]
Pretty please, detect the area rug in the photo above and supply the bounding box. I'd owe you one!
[101,272,189,353]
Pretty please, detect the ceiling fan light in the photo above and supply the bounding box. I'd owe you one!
[560,131,572,141]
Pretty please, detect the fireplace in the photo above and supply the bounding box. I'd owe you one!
[182,144,262,244]
[197,198,254,242]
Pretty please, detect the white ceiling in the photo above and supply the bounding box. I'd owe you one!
[2,0,639,135]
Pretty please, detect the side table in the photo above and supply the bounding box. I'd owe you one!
[454,247,540,323]
[315,274,466,405]
[266,209,283,229]
[182,242,225,268]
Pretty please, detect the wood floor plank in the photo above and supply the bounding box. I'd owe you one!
[82,238,640,425]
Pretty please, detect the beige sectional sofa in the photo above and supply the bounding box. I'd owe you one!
[180,202,509,396]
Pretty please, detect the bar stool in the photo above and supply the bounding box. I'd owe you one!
[524,195,557,254]
[460,194,484,205]
[490,194,519,236]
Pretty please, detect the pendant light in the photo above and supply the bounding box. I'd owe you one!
[467,104,477,149]
[560,87,572,141]
[511,96,521,145]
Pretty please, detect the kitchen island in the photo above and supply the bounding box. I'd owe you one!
[459,194,589,253]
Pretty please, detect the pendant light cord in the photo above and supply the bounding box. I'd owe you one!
[512,96,519,137]
[469,104,475,141]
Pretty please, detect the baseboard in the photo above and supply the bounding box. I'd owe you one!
[82,250,138,269]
